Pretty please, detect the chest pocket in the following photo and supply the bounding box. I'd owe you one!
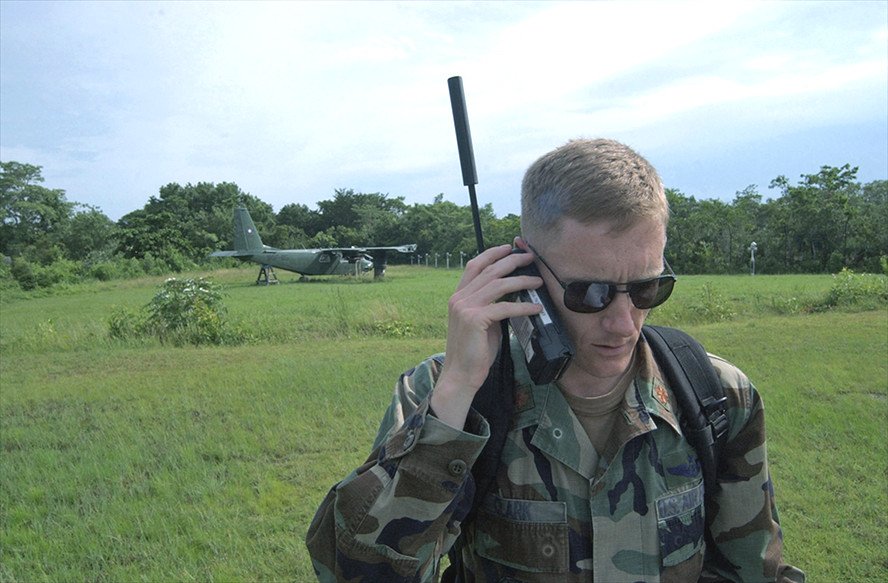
[473,494,569,574]
[656,480,705,567]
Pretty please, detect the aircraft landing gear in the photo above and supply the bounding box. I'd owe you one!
[372,250,388,280]
[256,265,279,285]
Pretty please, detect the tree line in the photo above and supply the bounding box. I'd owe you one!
[1,159,886,291]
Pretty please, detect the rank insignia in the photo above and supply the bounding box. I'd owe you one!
[654,384,670,410]
[513,384,535,413]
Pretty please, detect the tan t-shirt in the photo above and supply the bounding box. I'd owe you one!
[559,352,638,461]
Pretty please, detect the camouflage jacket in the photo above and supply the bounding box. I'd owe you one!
[306,336,805,582]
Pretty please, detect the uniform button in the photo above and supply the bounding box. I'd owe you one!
[402,429,416,450]
[448,459,467,477]
[541,543,555,557]
[552,428,563,439]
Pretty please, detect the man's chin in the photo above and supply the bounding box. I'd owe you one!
[571,352,632,382]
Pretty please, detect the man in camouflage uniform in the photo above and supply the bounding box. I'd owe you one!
[306,139,804,582]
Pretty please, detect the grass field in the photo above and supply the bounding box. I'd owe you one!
[1,266,886,582]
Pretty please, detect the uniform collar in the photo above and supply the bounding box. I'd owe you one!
[508,336,682,480]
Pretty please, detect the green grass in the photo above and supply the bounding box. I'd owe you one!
[685,313,887,582]
[1,266,886,581]
[1,340,441,582]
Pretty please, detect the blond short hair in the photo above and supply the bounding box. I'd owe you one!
[520,139,668,244]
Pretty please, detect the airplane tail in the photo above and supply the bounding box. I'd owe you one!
[233,207,264,252]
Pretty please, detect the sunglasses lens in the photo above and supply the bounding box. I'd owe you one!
[629,276,675,309]
[564,282,613,313]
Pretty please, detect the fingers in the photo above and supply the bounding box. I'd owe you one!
[451,243,544,318]
[434,244,550,426]
[456,244,539,299]
[482,295,547,321]
[442,245,543,376]
[434,245,548,424]
[459,244,525,282]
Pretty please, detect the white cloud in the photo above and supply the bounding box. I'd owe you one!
[1,0,885,220]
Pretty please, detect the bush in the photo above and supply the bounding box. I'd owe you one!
[689,281,736,323]
[120,257,147,279]
[10,257,82,290]
[161,248,197,273]
[139,253,170,276]
[33,259,80,288]
[107,306,145,340]
[87,261,118,282]
[826,251,844,274]
[110,277,248,346]
[10,259,37,290]
[81,255,147,282]
[815,268,888,311]
[0,258,20,293]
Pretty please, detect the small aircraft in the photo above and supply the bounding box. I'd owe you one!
[210,207,416,284]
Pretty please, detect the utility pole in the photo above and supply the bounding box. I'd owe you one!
[749,241,757,275]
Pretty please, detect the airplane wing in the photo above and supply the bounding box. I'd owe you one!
[365,244,417,253]
[323,244,417,257]
[210,244,279,258]
[210,250,253,257]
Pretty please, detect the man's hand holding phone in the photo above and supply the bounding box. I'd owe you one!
[431,244,544,430]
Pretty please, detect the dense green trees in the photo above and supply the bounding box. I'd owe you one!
[0,162,76,264]
[665,166,887,274]
[1,159,886,292]
[115,182,272,270]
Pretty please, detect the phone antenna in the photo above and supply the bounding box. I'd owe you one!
[447,76,485,255]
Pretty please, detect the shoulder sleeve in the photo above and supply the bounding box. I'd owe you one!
[702,355,805,583]
[305,354,490,582]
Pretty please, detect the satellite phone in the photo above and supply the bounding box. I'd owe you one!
[446,76,573,385]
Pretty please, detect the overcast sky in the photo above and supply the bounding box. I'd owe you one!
[1,0,886,221]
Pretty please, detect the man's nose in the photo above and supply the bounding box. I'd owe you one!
[600,291,639,335]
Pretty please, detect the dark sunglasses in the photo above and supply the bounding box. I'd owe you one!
[525,243,676,313]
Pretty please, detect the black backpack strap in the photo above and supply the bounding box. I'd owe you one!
[642,325,729,497]
[643,325,739,576]
[443,320,514,582]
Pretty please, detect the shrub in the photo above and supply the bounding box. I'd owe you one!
[815,268,888,311]
[80,255,145,282]
[10,259,37,290]
[161,248,197,273]
[107,278,248,346]
[826,251,844,274]
[689,282,736,323]
[33,259,80,288]
[0,258,21,292]
[130,277,247,346]
[107,306,145,340]
[115,256,147,279]
[87,261,118,282]
[139,253,170,276]
[10,257,83,290]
